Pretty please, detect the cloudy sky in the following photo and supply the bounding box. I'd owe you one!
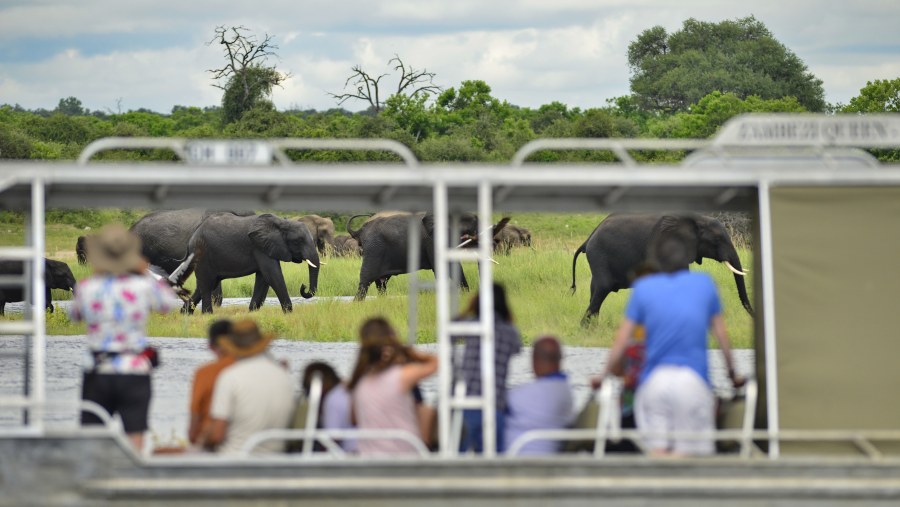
[1,0,898,114]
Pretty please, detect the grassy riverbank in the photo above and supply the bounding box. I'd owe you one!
[1,212,755,348]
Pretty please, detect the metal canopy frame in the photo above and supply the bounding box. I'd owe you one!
[2,113,900,460]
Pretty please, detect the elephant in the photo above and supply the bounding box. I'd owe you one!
[332,234,361,257]
[78,209,255,309]
[571,213,753,325]
[174,213,319,313]
[297,214,335,255]
[494,223,532,254]
[0,259,76,315]
[347,211,508,300]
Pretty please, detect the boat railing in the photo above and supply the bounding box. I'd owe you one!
[76,137,420,167]
[239,428,431,458]
[506,377,759,458]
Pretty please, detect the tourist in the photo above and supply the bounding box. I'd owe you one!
[593,233,744,456]
[187,319,234,450]
[70,223,178,452]
[457,283,522,453]
[207,319,295,454]
[349,318,437,456]
[298,362,357,453]
[504,336,573,455]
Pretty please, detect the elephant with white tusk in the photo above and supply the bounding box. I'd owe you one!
[572,213,753,326]
[172,213,319,313]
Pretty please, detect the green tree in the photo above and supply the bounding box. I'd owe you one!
[207,26,289,124]
[628,16,825,113]
[842,78,900,113]
[842,78,900,162]
[56,97,87,116]
[647,91,806,138]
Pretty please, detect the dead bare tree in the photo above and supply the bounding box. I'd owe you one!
[207,25,289,123]
[329,55,441,112]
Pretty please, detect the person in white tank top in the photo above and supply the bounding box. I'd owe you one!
[348,318,438,456]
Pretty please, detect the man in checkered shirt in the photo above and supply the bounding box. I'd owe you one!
[456,283,522,453]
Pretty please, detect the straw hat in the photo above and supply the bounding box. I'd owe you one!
[86,224,144,275]
[220,319,274,359]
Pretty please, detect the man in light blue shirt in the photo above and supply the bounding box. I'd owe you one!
[505,336,573,455]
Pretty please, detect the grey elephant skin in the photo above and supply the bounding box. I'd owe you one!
[77,209,254,309]
[494,224,532,254]
[297,214,335,255]
[0,259,76,315]
[332,234,361,257]
[572,213,753,325]
[183,213,320,313]
[347,212,479,300]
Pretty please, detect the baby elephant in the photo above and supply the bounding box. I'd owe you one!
[0,258,77,315]
[332,234,361,257]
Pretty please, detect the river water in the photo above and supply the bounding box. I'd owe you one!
[0,328,755,445]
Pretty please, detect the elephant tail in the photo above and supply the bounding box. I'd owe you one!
[570,241,587,295]
[346,213,372,240]
[76,236,88,265]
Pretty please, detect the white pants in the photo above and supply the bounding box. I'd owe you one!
[635,365,715,456]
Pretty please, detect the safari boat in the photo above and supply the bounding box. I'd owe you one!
[2,114,900,506]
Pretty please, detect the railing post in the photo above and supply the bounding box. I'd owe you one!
[477,181,496,457]
[434,181,453,457]
[31,178,46,432]
[758,179,780,459]
[407,213,422,345]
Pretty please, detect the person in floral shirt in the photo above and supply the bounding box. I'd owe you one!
[70,224,178,451]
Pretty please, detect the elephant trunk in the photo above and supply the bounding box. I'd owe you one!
[300,247,319,299]
[722,245,753,316]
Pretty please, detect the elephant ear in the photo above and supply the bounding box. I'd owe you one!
[491,217,511,239]
[648,215,700,267]
[249,214,292,262]
[421,213,435,237]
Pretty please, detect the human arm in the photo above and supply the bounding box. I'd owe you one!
[398,349,438,392]
[711,314,744,388]
[187,371,205,444]
[590,318,636,389]
[205,418,228,448]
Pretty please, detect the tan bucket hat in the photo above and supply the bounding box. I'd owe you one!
[220,319,274,359]
[85,224,144,275]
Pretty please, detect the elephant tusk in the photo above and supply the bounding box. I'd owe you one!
[318,261,327,266]
[724,261,746,276]
[306,260,318,268]
[457,238,473,248]
[490,257,499,265]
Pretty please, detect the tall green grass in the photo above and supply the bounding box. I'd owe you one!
[1,212,755,348]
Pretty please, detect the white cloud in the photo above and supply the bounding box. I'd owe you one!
[1,0,897,112]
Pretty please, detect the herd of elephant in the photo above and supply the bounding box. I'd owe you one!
[1,209,753,324]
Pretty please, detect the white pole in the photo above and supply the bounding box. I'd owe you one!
[433,181,452,457]
[758,179,780,458]
[31,178,46,433]
[478,181,496,457]
[407,213,421,345]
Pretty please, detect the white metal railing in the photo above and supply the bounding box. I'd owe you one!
[239,428,430,458]
[512,138,710,166]
[77,137,419,167]
[506,378,760,459]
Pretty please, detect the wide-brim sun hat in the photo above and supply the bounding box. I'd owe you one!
[85,224,144,275]
[220,319,274,359]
